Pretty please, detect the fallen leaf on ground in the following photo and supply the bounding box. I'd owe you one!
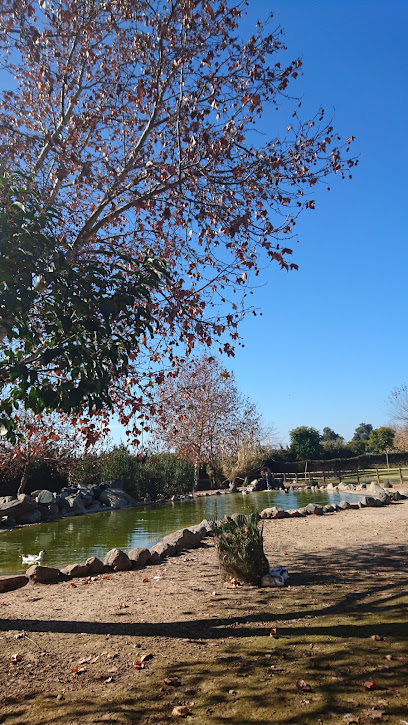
[70,582,77,588]
[71,666,86,674]
[134,661,147,670]
[296,679,312,692]
[343,715,360,724]
[385,654,392,660]
[364,679,377,691]
[172,705,191,717]
[367,709,385,720]
[119,602,128,608]
[164,676,182,686]
[140,653,154,663]
[106,652,119,660]
[9,654,23,663]
[104,677,113,684]
[102,575,110,580]
[371,634,383,641]
[142,578,150,583]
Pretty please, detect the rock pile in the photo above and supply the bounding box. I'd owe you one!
[0,481,136,529]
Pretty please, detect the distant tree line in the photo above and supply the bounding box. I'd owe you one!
[284,423,396,462]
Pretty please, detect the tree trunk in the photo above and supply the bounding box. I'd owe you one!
[17,464,30,496]
[193,461,199,492]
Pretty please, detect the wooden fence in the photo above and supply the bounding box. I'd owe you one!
[271,466,406,486]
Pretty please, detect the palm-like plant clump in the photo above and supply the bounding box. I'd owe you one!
[210,513,269,586]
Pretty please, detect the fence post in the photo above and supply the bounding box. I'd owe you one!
[283,472,287,487]
[356,470,360,484]
[399,468,404,485]
[323,471,326,484]
[376,468,380,485]
[338,470,341,483]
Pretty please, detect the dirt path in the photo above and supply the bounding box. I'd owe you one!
[1,492,407,724]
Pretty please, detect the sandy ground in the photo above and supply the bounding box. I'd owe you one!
[0,486,407,724]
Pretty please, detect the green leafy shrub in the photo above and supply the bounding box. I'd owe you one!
[100,445,140,496]
[100,447,193,500]
[68,453,102,488]
[210,513,269,585]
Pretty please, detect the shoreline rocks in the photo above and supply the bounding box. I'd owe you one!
[0,481,137,529]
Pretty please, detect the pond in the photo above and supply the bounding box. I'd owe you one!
[0,488,359,575]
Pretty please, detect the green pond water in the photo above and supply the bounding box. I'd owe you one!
[0,488,358,575]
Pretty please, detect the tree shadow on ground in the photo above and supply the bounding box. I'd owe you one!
[1,542,408,723]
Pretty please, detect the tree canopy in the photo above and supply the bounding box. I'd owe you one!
[321,426,342,442]
[0,0,355,441]
[352,423,373,441]
[289,426,322,461]
[367,426,395,454]
[0,172,164,441]
[152,355,262,487]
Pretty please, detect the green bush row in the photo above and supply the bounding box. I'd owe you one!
[0,447,194,500]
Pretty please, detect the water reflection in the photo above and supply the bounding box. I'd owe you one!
[0,488,357,575]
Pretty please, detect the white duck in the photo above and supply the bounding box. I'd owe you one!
[22,550,46,565]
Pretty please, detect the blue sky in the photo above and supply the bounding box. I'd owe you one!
[218,0,408,445]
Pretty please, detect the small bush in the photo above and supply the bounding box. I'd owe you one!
[100,446,140,495]
[210,513,269,585]
[145,453,194,498]
[68,453,102,488]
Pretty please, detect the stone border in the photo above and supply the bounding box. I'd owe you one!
[259,482,405,520]
[0,520,213,592]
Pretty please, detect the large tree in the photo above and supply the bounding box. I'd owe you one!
[289,426,322,461]
[368,426,395,469]
[0,0,355,442]
[367,427,395,455]
[352,423,373,441]
[152,355,262,488]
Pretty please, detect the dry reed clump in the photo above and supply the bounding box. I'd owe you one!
[210,512,269,585]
